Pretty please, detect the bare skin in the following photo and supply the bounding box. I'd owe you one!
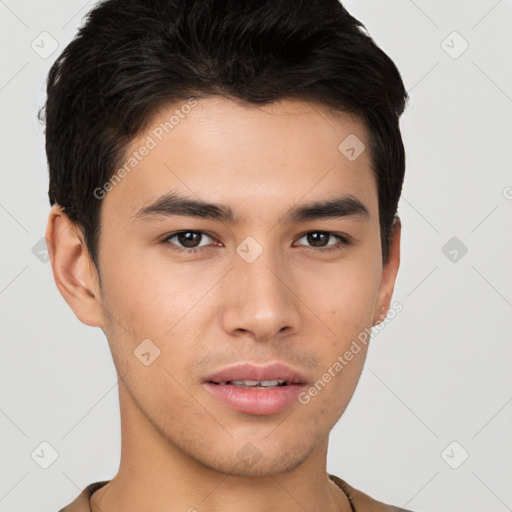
[46,96,400,512]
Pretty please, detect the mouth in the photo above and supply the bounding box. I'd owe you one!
[203,363,308,415]
[209,379,292,388]
[204,362,308,386]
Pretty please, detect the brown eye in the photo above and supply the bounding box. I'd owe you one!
[176,232,202,248]
[296,231,349,251]
[305,232,330,247]
[164,231,215,252]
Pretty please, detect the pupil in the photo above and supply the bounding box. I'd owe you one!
[178,232,200,248]
[308,232,328,247]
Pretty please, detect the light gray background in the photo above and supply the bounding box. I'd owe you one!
[1,1,511,511]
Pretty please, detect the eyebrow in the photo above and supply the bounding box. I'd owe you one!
[134,192,370,224]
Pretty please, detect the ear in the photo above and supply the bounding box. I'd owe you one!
[373,216,401,325]
[45,205,104,327]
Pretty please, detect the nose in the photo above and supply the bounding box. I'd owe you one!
[220,242,302,342]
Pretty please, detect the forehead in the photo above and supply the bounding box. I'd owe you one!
[102,96,378,225]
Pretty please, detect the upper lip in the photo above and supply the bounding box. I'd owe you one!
[205,362,308,385]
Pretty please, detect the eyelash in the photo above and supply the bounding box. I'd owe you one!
[162,230,351,255]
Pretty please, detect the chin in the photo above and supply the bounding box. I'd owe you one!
[194,438,315,478]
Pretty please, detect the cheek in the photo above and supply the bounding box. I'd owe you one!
[305,257,381,335]
[101,250,201,325]
[98,252,218,369]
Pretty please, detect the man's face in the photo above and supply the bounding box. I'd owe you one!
[91,97,396,476]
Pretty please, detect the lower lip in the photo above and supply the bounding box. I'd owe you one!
[203,382,306,415]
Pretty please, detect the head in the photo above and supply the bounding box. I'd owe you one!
[43,0,408,477]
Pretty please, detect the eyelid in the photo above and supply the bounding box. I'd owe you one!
[162,229,352,254]
[294,231,351,252]
[295,230,352,244]
[163,230,217,249]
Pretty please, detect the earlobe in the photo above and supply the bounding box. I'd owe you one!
[374,216,401,326]
[45,205,104,327]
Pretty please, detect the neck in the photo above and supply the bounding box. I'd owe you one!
[90,382,352,512]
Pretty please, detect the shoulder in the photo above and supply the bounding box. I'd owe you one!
[328,474,417,512]
[57,481,109,512]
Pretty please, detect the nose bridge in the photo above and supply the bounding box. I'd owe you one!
[221,235,301,338]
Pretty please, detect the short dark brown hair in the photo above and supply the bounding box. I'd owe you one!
[40,0,408,270]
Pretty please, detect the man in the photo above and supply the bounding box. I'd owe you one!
[42,0,412,510]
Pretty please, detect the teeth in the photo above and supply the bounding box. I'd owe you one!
[218,379,287,387]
